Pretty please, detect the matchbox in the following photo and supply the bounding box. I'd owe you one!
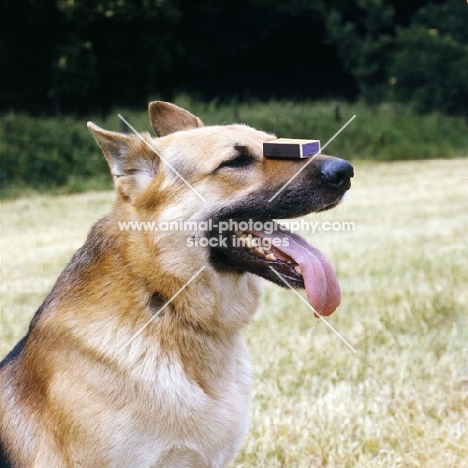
[263,138,321,159]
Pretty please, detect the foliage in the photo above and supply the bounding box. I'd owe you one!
[391,1,468,114]
[0,113,108,191]
[326,0,396,103]
[326,0,468,114]
[0,0,363,114]
[53,0,182,112]
[1,0,466,115]
[1,99,467,198]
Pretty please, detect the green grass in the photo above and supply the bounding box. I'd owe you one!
[1,158,467,466]
[1,99,468,200]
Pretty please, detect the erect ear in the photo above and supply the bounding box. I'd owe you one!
[87,122,132,176]
[148,101,204,137]
[87,122,158,201]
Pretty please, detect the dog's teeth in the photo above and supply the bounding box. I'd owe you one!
[235,230,244,238]
[244,236,256,248]
[294,266,302,276]
[255,247,265,255]
[265,253,277,261]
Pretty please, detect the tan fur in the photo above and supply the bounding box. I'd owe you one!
[0,102,349,467]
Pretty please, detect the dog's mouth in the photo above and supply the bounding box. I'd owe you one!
[209,222,340,316]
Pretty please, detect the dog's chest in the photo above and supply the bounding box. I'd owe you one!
[71,344,253,467]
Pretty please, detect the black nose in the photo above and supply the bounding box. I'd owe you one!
[320,159,354,189]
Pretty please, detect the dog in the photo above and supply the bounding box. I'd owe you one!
[0,102,353,467]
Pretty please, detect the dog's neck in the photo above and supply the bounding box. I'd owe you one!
[38,214,262,367]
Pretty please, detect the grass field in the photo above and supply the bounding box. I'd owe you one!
[1,158,467,467]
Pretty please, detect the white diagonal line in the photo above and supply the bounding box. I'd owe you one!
[118,114,207,202]
[269,266,357,354]
[268,115,356,202]
[117,266,206,353]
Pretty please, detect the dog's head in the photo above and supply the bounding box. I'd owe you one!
[88,102,353,317]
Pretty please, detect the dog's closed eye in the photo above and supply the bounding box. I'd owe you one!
[216,146,256,171]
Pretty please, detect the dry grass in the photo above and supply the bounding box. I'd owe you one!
[1,159,468,467]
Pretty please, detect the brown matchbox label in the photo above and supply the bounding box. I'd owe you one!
[263,139,321,159]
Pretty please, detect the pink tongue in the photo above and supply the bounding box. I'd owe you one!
[250,229,341,316]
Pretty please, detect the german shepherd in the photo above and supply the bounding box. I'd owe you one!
[0,102,353,467]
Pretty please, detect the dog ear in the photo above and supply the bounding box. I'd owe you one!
[148,101,204,137]
[88,122,158,201]
[87,122,132,177]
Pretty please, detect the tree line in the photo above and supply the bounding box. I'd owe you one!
[1,0,466,115]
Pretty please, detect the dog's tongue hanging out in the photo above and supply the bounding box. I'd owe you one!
[250,228,341,316]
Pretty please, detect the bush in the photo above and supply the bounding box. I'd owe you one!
[0,114,108,189]
[1,100,467,199]
[325,0,468,115]
[392,25,468,114]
